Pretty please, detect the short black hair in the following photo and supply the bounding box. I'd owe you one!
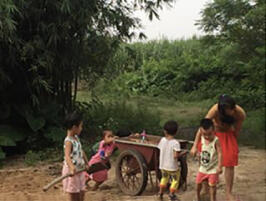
[64,111,83,130]
[200,118,214,130]
[163,120,178,135]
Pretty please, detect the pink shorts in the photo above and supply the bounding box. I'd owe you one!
[62,164,86,193]
[196,172,219,186]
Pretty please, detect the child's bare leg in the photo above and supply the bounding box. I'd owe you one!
[79,191,85,201]
[209,185,216,201]
[159,185,165,195]
[196,183,202,201]
[92,181,103,190]
[68,193,79,201]
[202,180,209,195]
[85,178,91,186]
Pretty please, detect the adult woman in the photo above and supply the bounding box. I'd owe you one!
[190,94,246,201]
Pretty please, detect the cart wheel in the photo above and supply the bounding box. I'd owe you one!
[115,149,148,196]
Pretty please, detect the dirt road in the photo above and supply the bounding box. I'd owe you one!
[0,146,265,201]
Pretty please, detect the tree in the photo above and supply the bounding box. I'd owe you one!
[196,0,265,106]
[0,0,176,157]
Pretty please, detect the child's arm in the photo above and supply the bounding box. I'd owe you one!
[190,128,201,156]
[191,104,216,156]
[105,141,117,158]
[82,150,89,165]
[173,150,180,159]
[64,141,76,175]
[215,139,223,174]
[173,141,181,159]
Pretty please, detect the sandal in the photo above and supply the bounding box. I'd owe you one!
[168,194,181,201]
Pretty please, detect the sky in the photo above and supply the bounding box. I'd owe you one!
[134,0,210,41]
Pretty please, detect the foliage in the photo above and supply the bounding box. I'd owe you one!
[74,98,162,142]
[93,0,265,110]
[0,0,174,159]
[241,108,266,148]
[24,150,40,166]
[24,148,63,166]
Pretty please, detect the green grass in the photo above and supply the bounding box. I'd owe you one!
[77,90,265,149]
[77,91,214,128]
[241,108,266,148]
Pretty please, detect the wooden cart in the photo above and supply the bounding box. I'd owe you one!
[114,134,190,196]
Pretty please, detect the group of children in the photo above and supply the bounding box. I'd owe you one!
[157,119,222,201]
[62,112,222,201]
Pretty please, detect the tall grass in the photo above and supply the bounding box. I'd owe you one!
[77,90,265,149]
[241,109,266,148]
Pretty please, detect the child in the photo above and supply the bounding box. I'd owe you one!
[62,112,89,201]
[85,130,116,190]
[158,120,181,201]
[195,118,223,201]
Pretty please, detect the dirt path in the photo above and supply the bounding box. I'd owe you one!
[0,146,265,201]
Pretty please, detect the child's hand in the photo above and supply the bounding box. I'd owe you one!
[86,164,90,171]
[105,150,112,157]
[70,166,76,176]
[190,146,197,157]
[216,166,223,174]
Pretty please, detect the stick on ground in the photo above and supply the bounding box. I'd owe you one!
[43,161,110,192]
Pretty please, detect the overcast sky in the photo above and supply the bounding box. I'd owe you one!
[134,0,210,41]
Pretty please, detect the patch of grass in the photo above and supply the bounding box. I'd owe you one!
[24,148,63,166]
[77,90,265,148]
[240,108,266,149]
[77,91,213,128]
[24,150,40,166]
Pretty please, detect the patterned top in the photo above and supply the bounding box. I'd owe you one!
[89,140,116,166]
[64,135,85,169]
[199,136,219,174]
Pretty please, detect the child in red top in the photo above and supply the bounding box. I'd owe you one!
[85,130,116,190]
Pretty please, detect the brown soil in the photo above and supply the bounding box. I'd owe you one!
[0,146,265,201]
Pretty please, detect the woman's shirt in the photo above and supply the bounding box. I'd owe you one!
[64,135,85,169]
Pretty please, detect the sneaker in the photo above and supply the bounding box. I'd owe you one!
[168,194,180,201]
[157,193,163,200]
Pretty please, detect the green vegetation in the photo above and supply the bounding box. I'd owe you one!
[24,148,63,166]
[0,0,175,159]
[77,92,265,148]
[0,0,265,163]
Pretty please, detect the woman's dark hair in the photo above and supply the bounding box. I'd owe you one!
[163,120,178,136]
[218,94,236,125]
[64,111,83,129]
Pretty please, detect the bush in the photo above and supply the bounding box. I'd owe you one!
[75,98,162,143]
[24,148,63,166]
[240,108,266,149]
[24,150,40,166]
